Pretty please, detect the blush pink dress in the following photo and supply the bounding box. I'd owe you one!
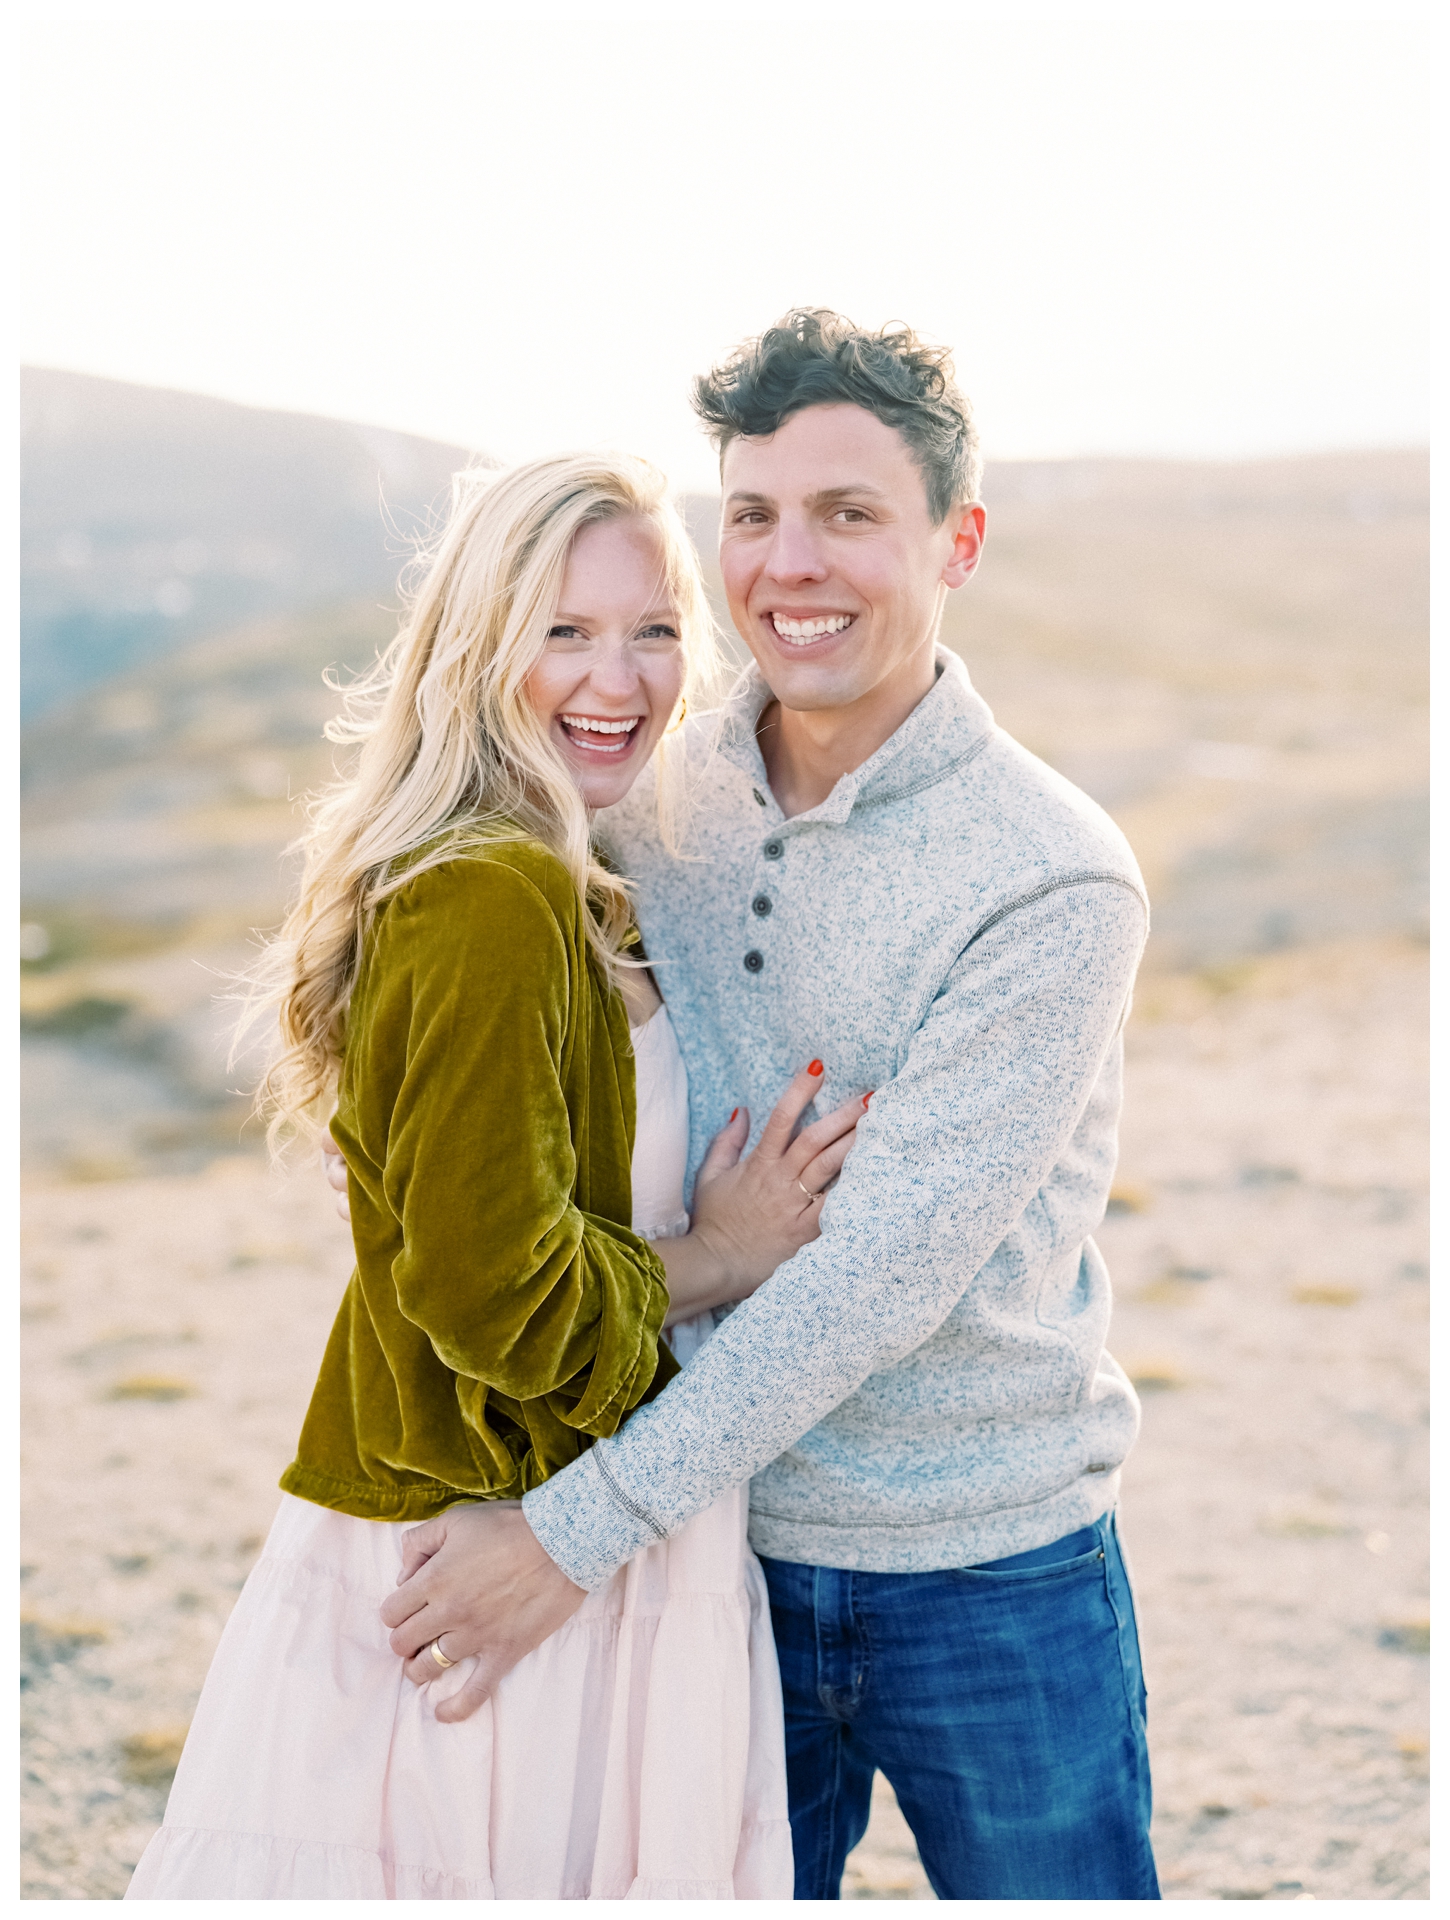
[126,1004,792,1899]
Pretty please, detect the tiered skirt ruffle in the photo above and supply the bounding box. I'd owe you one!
[126,1480,792,1900]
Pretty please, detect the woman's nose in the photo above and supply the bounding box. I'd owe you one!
[584,639,643,700]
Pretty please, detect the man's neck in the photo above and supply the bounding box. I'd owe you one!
[756,643,940,819]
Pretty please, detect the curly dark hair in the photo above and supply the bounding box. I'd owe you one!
[691,308,982,524]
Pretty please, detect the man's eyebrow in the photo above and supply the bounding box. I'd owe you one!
[723,484,889,509]
[805,484,889,508]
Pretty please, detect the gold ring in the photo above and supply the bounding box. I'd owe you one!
[797,1180,819,1202]
[428,1638,456,1670]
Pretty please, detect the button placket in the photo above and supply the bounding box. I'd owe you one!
[744,822,794,979]
[746,834,783,978]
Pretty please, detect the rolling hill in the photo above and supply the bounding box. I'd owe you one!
[19,368,478,717]
[19,387,1428,1178]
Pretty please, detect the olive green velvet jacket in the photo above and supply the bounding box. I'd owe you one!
[280,838,677,1522]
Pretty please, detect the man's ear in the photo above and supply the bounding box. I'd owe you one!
[941,503,986,589]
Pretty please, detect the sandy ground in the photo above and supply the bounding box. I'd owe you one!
[20,937,1428,1901]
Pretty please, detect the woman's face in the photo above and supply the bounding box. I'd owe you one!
[524,515,687,812]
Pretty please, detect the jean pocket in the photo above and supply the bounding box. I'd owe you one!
[952,1520,1113,1582]
[951,1542,1108,1586]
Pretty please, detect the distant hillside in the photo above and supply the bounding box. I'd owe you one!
[943,449,1429,966]
[19,368,481,717]
[20,445,1428,1178]
[21,599,393,929]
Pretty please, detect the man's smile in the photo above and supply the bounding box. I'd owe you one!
[767,611,857,649]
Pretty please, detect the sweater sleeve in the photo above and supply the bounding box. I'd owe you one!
[522,877,1147,1586]
[360,858,670,1439]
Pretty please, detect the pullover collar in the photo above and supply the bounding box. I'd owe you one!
[714,645,997,827]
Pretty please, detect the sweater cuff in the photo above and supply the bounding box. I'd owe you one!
[522,1442,667,1591]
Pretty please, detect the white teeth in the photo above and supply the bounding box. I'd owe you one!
[560,715,640,733]
[770,613,853,643]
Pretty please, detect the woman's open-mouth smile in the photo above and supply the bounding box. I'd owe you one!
[557,712,645,756]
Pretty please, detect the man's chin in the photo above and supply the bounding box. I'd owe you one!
[745,645,865,715]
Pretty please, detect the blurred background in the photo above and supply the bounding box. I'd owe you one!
[19,9,1429,1901]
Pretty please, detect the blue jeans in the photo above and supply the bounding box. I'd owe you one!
[759,1511,1159,1900]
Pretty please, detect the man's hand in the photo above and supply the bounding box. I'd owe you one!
[379,1504,586,1723]
[321,1131,350,1223]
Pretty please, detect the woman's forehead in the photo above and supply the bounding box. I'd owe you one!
[557,516,675,615]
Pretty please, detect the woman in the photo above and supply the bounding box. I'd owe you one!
[126,451,861,1900]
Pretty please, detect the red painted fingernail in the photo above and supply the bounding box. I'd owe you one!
[729,1108,739,1121]
[808,1060,824,1076]
[862,1091,874,1108]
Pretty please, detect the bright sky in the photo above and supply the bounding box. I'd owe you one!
[18,7,1433,490]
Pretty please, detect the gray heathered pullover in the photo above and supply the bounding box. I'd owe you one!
[523,649,1149,1588]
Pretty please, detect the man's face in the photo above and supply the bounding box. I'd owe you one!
[717,403,984,714]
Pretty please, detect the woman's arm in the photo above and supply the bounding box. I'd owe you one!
[325,1055,867,1333]
[321,1060,866,1332]
[341,854,670,1440]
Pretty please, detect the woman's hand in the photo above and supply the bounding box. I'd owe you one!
[321,1132,350,1223]
[656,1061,866,1324]
[379,1504,586,1722]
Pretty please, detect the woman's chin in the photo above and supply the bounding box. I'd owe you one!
[576,767,640,812]
[556,725,653,810]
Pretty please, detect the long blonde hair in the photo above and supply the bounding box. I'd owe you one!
[242,449,721,1153]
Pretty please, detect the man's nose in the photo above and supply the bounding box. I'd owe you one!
[762,515,828,585]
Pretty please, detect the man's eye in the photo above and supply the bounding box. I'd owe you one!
[832,507,871,524]
[734,510,769,526]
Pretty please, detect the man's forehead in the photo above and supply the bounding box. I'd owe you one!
[721,404,920,500]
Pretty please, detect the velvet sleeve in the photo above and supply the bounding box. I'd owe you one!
[362,856,671,1439]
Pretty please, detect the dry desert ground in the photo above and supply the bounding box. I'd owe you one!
[20,932,1428,1901]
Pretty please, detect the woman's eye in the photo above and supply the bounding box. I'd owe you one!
[547,625,587,643]
[637,624,680,642]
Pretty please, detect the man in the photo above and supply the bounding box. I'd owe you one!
[380,310,1158,1899]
